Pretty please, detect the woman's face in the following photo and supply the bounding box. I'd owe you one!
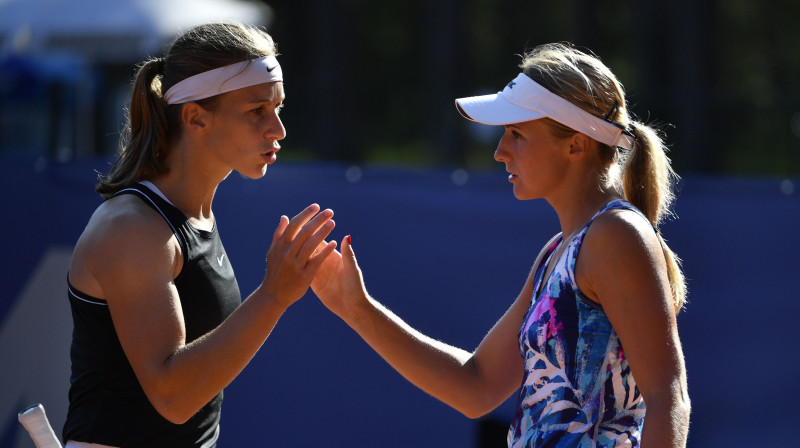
[493,119,571,201]
[204,81,286,179]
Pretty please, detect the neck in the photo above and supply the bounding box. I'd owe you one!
[547,180,622,239]
[148,140,227,223]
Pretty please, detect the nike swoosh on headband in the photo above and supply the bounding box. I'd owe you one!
[164,55,283,105]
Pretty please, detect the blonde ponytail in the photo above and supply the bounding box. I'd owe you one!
[624,121,687,311]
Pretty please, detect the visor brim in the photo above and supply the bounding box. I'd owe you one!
[455,93,545,126]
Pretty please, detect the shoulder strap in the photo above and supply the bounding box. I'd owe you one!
[531,233,562,300]
[581,199,649,234]
[563,199,653,307]
[111,183,188,249]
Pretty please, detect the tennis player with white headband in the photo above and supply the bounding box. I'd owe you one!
[163,54,283,105]
[312,42,690,447]
[63,22,337,448]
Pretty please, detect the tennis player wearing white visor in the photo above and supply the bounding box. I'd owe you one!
[311,42,690,448]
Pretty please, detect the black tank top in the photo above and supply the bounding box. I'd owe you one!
[63,182,241,447]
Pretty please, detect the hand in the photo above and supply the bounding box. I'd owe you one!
[260,204,337,308]
[311,235,369,320]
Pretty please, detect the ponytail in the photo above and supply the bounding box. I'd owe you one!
[96,58,169,199]
[624,121,687,311]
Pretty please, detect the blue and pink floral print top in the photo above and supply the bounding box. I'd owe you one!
[508,200,647,447]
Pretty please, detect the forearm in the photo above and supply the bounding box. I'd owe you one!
[640,394,691,448]
[146,288,290,423]
[343,295,492,418]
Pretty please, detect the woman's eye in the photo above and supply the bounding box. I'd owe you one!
[511,130,522,139]
[251,106,265,115]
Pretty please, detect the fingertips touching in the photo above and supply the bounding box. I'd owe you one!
[308,240,339,270]
[298,219,336,260]
[286,204,328,240]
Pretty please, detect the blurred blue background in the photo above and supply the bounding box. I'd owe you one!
[1,1,799,447]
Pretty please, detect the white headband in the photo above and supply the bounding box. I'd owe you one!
[455,73,633,150]
[164,55,283,105]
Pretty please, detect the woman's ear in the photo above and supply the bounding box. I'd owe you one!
[181,102,211,135]
[568,133,591,159]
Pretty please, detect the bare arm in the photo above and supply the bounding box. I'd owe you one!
[72,201,336,424]
[311,235,557,418]
[577,211,690,447]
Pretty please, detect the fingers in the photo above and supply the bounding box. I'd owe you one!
[271,204,337,270]
[272,203,333,253]
[309,239,342,294]
[310,238,341,263]
[307,240,338,272]
[342,235,356,263]
[341,235,362,275]
[282,203,322,242]
[283,204,334,253]
[271,215,289,244]
[295,211,335,260]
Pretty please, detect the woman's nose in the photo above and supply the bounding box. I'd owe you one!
[494,136,509,162]
[265,114,286,142]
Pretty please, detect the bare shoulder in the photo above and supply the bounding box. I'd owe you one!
[70,194,182,298]
[584,208,661,259]
[84,194,177,252]
[576,208,668,304]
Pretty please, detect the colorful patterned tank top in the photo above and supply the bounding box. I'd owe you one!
[507,200,646,447]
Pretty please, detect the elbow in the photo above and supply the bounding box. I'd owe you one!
[455,393,501,420]
[160,407,194,426]
[143,383,199,425]
[461,407,491,420]
[135,355,206,424]
[150,396,197,425]
[454,378,512,420]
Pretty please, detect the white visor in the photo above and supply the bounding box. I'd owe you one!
[455,73,633,149]
[164,55,283,105]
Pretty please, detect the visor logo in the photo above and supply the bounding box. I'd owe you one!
[506,81,516,89]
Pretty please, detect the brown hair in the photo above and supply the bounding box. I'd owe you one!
[521,43,687,311]
[96,22,277,198]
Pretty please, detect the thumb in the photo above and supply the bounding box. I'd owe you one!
[342,235,360,272]
[343,236,369,298]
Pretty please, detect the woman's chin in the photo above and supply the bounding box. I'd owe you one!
[236,165,269,180]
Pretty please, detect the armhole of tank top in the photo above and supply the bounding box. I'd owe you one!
[113,185,189,266]
[567,201,633,312]
[67,277,108,306]
[569,232,604,311]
